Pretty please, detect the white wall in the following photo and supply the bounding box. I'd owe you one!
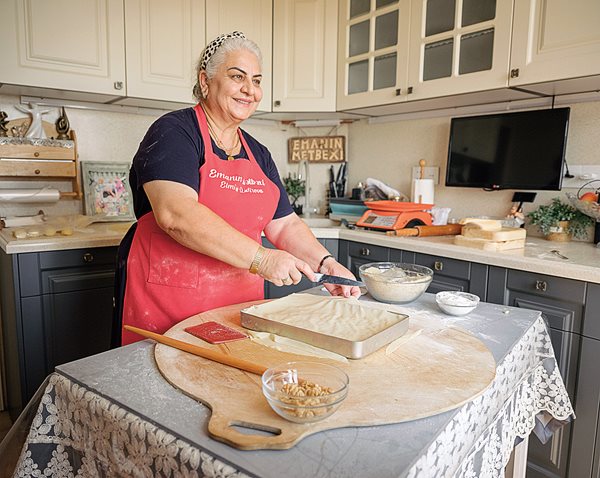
[2,93,599,239]
[0,94,333,217]
[347,101,600,236]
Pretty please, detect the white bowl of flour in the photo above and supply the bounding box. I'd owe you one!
[359,262,433,304]
[436,291,480,316]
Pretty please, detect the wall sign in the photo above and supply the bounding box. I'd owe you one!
[288,136,345,163]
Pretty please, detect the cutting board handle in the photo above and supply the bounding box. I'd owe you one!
[208,413,302,450]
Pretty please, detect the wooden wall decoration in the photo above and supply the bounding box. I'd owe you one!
[288,136,345,163]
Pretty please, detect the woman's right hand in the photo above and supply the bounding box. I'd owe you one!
[257,248,314,287]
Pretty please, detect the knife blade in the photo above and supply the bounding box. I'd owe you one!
[313,273,364,287]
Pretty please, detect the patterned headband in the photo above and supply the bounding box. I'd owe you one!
[199,31,247,71]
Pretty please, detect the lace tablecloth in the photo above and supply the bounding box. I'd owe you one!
[6,303,574,478]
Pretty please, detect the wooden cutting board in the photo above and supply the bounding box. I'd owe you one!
[462,225,526,242]
[454,234,526,251]
[154,300,496,450]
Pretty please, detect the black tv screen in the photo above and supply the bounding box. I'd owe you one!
[446,107,570,190]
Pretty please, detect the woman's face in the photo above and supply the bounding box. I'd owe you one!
[202,49,263,124]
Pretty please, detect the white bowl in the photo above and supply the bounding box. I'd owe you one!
[436,291,480,316]
[359,262,433,304]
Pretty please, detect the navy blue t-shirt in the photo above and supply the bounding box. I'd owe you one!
[129,108,293,220]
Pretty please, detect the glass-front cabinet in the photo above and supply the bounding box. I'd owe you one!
[406,0,513,101]
[337,0,411,110]
[337,0,514,110]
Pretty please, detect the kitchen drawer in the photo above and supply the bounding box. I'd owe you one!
[347,242,389,262]
[38,248,117,269]
[415,253,470,280]
[507,270,586,304]
[18,247,118,297]
[0,159,76,177]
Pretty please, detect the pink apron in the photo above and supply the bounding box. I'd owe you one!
[121,104,280,345]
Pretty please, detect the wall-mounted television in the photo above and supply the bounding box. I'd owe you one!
[445,107,570,191]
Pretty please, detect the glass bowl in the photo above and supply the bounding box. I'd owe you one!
[436,291,480,316]
[358,262,433,304]
[261,361,349,424]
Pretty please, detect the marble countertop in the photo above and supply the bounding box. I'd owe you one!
[1,220,598,284]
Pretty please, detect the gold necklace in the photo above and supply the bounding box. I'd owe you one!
[202,107,240,161]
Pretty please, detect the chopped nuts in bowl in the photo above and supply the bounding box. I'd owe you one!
[261,361,349,423]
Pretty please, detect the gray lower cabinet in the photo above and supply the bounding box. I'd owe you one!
[488,266,586,478]
[569,336,600,478]
[568,282,600,478]
[337,239,598,475]
[263,238,339,299]
[1,247,117,419]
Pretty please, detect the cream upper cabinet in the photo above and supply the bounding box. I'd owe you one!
[337,0,411,110]
[205,0,272,112]
[406,0,513,101]
[122,0,205,105]
[0,0,126,98]
[509,0,600,87]
[272,0,338,112]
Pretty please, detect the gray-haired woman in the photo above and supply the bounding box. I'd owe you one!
[115,32,359,346]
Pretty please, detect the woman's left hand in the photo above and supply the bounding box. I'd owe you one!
[320,259,361,298]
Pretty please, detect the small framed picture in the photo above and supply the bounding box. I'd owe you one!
[81,161,135,222]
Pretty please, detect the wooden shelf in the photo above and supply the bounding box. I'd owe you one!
[0,122,81,199]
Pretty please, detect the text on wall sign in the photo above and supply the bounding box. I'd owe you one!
[288,136,345,163]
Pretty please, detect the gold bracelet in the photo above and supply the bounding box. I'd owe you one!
[249,246,266,274]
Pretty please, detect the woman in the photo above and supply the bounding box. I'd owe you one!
[116,32,360,346]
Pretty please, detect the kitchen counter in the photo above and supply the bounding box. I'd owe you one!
[0,221,133,254]
[1,220,598,283]
[5,291,573,477]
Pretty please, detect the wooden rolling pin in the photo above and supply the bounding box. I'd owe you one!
[386,224,463,237]
[124,325,267,375]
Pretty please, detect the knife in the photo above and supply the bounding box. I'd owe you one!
[313,273,364,287]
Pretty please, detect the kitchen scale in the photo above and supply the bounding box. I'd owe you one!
[356,201,433,231]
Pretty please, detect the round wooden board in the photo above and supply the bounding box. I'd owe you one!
[155,300,496,450]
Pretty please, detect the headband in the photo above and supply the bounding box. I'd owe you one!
[199,31,247,71]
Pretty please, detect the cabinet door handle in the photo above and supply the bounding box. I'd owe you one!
[83,252,94,263]
[535,280,547,292]
[407,86,413,94]
[360,248,370,256]
[274,100,281,107]
[510,68,519,79]
[114,81,124,90]
[434,261,443,271]
[395,88,402,96]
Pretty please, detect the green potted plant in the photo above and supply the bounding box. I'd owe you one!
[283,173,306,215]
[527,197,594,241]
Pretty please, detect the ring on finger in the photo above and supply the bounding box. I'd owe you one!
[282,277,292,285]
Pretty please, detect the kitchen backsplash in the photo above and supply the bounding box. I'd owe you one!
[1,93,599,239]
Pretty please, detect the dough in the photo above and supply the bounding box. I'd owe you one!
[243,294,404,342]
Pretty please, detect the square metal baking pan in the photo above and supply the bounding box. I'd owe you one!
[240,306,409,359]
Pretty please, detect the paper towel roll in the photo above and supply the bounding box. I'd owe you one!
[0,188,61,203]
[411,179,435,204]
